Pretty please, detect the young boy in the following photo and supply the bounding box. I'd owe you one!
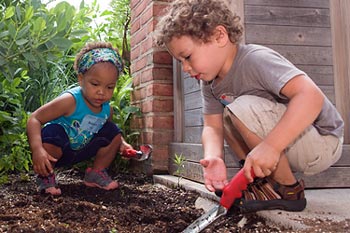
[154,0,344,212]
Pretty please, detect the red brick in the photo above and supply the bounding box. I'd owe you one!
[133,56,149,73]
[132,0,151,19]
[140,37,153,54]
[141,99,173,113]
[144,115,174,129]
[131,72,141,87]
[141,5,153,25]
[130,116,142,129]
[141,130,173,144]
[132,26,149,46]
[130,45,140,62]
[153,51,173,65]
[131,88,141,101]
[130,18,140,35]
[140,68,153,83]
[146,83,173,97]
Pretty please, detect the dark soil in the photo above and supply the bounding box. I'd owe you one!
[0,169,347,232]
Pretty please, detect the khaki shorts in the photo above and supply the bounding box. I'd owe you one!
[224,95,343,175]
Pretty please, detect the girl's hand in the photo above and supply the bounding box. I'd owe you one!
[32,147,57,177]
[200,157,228,192]
[119,140,133,152]
[243,141,280,182]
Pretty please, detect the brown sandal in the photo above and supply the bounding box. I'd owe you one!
[235,177,306,213]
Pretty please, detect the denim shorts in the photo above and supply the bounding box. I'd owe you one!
[41,122,122,167]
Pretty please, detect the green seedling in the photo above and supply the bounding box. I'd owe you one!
[173,153,186,188]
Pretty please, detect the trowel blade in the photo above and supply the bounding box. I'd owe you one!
[181,204,227,233]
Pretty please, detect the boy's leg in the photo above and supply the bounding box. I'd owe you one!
[222,95,305,212]
[223,95,342,212]
[223,113,250,161]
[223,106,297,185]
[225,95,342,176]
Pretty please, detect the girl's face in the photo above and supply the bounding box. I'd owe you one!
[166,34,228,82]
[78,62,118,112]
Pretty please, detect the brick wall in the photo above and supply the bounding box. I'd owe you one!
[130,0,173,174]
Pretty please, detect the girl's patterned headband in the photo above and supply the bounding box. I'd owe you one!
[78,48,123,74]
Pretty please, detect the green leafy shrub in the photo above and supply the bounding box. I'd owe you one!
[0,0,137,179]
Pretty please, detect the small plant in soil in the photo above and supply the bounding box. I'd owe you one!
[173,153,186,188]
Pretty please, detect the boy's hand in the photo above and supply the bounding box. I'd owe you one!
[244,141,280,182]
[200,157,228,192]
[32,148,57,177]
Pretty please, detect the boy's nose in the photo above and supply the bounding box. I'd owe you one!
[182,61,191,73]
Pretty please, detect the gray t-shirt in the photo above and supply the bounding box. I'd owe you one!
[201,44,344,138]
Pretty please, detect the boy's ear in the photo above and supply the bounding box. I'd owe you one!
[214,25,229,46]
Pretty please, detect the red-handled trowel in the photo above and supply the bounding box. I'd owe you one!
[121,144,153,161]
[182,169,255,233]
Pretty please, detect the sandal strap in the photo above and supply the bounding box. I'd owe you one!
[268,178,305,201]
[242,177,304,201]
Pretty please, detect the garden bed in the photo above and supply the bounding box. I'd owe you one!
[2,168,343,232]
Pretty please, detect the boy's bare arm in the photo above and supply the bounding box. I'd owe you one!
[201,113,228,191]
[202,113,225,159]
[265,74,324,153]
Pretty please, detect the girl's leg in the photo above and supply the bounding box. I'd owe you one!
[39,124,69,195]
[42,143,63,163]
[92,134,122,170]
[83,126,122,190]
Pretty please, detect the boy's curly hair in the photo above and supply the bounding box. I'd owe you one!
[73,41,123,73]
[154,0,243,47]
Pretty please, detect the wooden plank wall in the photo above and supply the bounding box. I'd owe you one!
[169,0,350,188]
[244,0,334,102]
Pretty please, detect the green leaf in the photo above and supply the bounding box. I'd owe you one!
[5,6,15,19]
[8,23,16,39]
[56,21,66,32]
[17,25,30,39]
[69,29,89,37]
[15,5,22,22]
[22,52,36,61]
[100,10,113,17]
[0,56,7,66]
[24,6,34,22]
[12,78,22,87]
[33,17,46,33]
[16,39,29,46]
[50,37,73,50]
[0,30,9,39]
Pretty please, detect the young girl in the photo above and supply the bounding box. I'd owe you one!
[154,0,344,212]
[27,42,133,195]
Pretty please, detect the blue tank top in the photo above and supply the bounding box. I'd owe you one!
[49,86,110,150]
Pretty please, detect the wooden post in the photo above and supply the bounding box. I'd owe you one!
[330,0,350,143]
